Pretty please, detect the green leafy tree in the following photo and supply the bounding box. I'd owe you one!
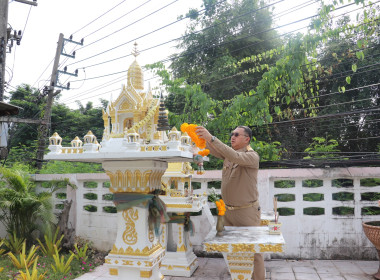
[303,137,340,159]
[170,0,281,101]
[6,85,105,171]
[151,0,379,163]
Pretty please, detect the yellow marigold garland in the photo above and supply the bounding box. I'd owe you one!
[180,123,209,156]
[215,199,226,216]
[198,149,210,157]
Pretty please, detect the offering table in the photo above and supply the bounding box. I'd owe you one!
[203,226,285,280]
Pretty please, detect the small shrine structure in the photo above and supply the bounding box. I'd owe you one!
[160,162,208,276]
[45,44,194,280]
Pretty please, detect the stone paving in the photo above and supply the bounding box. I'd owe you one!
[75,258,379,280]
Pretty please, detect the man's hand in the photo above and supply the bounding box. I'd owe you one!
[196,126,212,142]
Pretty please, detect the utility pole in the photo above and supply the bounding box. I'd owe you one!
[35,33,63,169]
[0,0,9,101]
[0,0,37,101]
[35,33,82,169]
[0,0,38,160]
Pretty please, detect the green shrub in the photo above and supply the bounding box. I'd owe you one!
[51,245,75,274]
[36,227,64,257]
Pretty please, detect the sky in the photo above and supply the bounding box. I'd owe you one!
[5,0,323,109]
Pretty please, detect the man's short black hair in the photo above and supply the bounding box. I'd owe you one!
[237,125,252,142]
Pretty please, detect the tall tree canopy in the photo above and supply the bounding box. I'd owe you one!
[149,0,380,165]
[170,0,281,101]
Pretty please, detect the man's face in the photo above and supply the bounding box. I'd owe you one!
[230,127,250,150]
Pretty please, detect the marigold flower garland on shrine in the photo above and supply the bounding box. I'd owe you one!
[215,199,226,216]
[180,123,210,156]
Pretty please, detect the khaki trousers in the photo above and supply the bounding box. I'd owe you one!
[224,206,265,280]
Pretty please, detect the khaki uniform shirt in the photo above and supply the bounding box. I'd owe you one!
[207,137,260,207]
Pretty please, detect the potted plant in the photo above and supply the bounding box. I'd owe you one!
[362,200,380,279]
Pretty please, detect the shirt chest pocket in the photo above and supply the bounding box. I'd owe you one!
[230,163,240,177]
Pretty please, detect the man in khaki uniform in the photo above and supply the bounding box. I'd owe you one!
[196,125,264,280]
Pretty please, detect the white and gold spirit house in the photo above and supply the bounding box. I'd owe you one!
[45,45,194,280]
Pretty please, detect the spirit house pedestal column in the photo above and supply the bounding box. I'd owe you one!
[104,161,168,279]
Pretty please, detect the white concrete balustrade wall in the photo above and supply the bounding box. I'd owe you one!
[1,167,378,260]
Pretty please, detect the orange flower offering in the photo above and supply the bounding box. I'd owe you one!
[215,199,226,216]
[198,149,210,157]
[180,123,206,149]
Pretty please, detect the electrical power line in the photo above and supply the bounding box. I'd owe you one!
[71,0,128,36]
[67,0,182,64]
[66,0,371,89]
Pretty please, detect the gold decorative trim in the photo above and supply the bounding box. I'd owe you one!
[179,226,182,245]
[109,268,118,275]
[105,258,111,264]
[204,243,229,252]
[122,208,138,245]
[167,190,185,197]
[231,244,256,253]
[122,260,133,265]
[161,264,193,270]
[260,219,270,226]
[227,255,255,261]
[161,225,165,245]
[140,270,152,278]
[110,243,163,256]
[177,244,187,252]
[228,262,253,267]
[148,229,154,242]
[165,204,192,208]
[259,244,283,252]
[230,269,252,274]
[107,169,165,193]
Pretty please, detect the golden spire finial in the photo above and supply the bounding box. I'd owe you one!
[132,42,140,59]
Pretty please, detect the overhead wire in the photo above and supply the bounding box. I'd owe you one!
[80,1,153,41]
[72,0,301,72]
[30,0,147,91]
[71,0,128,36]
[30,0,129,89]
[66,0,305,70]
[260,116,380,137]
[8,0,378,158]
[60,3,376,105]
[60,74,126,103]
[55,0,317,101]
[67,0,367,87]
[67,0,182,64]
[172,3,380,96]
[32,0,193,97]
[67,14,319,84]
[6,4,33,90]
[66,48,380,105]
